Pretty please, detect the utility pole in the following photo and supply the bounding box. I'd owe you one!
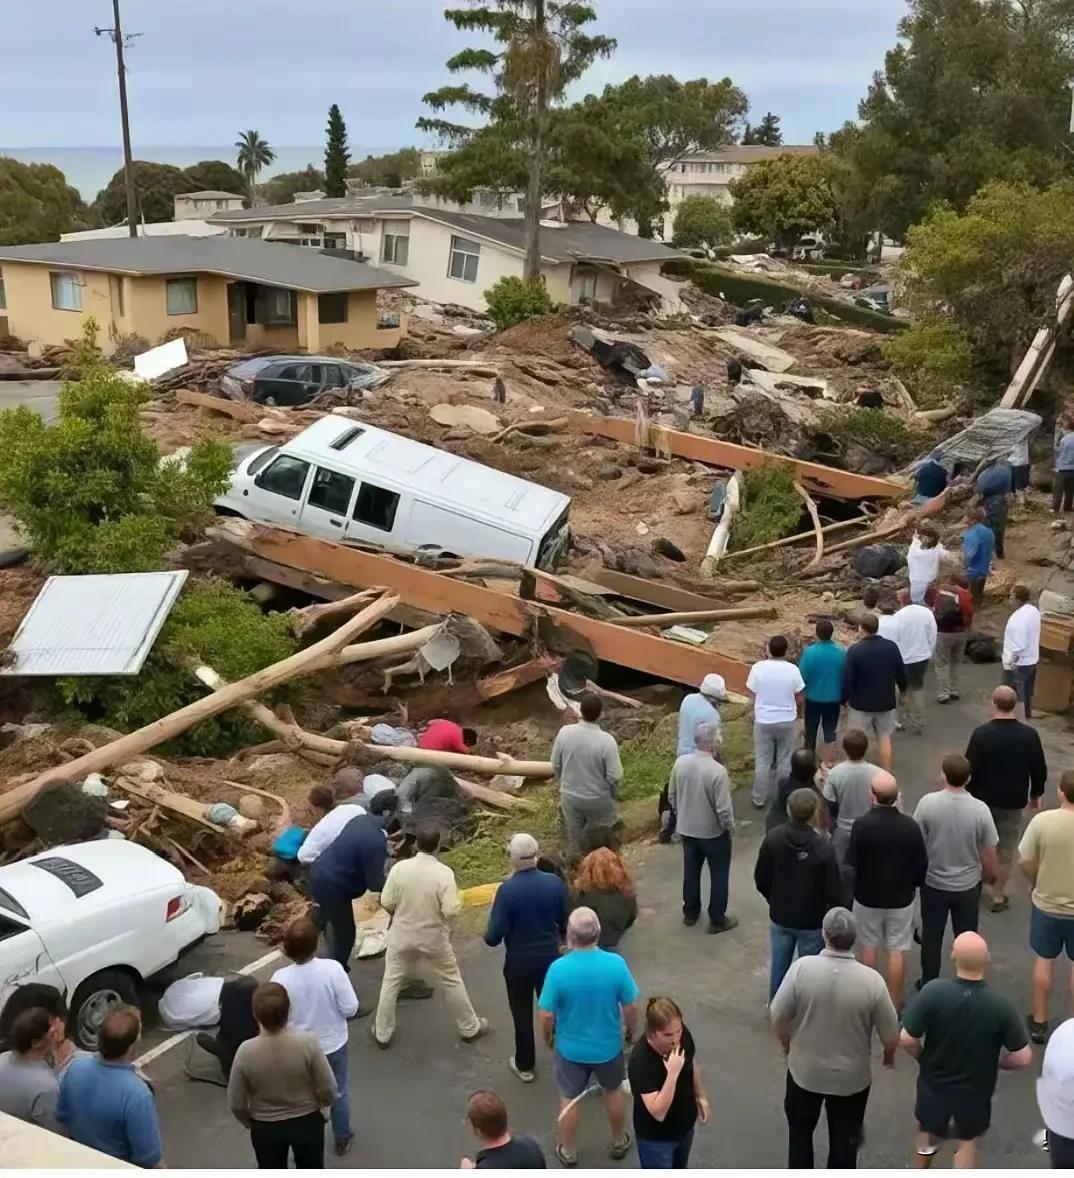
[95,0,139,237]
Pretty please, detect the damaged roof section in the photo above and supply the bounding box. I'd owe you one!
[3,571,188,677]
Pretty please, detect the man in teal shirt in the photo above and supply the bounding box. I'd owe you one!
[799,620,846,763]
[539,908,640,1167]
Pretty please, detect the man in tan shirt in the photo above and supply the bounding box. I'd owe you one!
[373,824,488,1047]
[1020,769,1074,1043]
[227,982,337,1168]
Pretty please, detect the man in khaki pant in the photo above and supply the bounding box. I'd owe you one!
[372,824,489,1048]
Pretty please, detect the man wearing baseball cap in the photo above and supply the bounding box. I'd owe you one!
[662,675,728,845]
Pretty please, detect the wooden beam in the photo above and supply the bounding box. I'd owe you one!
[113,778,226,833]
[213,520,752,692]
[716,514,871,563]
[585,568,759,610]
[568,412,905,500]
[176,389,260,422]
[611,604,777,628]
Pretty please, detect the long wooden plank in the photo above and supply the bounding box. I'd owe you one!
[585,568,744,612]
[568,411,904,500]
[216,521,751,692]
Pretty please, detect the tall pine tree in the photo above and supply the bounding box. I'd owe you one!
[755,112,782,146]
[324,104,350,198]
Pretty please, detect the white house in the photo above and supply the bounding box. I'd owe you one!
[207,198,682,313]
[173,190,246,220]
[665,144,819,209]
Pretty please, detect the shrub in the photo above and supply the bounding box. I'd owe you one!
[0,322,233,573]
[814,406,924,463]
[881,318,976,408]
[729,463,803,551]
[57,578,299,757]
[484,276,557,332]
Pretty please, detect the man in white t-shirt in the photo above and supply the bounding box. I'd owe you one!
[893,587,938,736]
[748,635,805,809]
[1002,583,1041,721]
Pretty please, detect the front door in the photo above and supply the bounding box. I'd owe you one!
[227,282,246,344]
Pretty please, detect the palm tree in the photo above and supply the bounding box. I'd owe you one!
[235,130,276,204]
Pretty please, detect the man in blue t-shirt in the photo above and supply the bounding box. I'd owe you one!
[57,1006,162,1168]
[538,907,640,1168]
[799,619,846,764]
[961,506,996,608]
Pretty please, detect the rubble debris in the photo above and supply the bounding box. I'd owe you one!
[711,329,796,373]
[927,408,1041,469]
[610,604,776,628]
[429,403,502,435]
[234,892,273,931]
[24,782,108,844]
[134,337,188,382]
[176,389,261,422]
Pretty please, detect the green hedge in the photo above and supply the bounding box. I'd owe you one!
[663,258,905,334]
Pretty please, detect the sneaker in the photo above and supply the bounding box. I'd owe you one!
[370,1026,392,1050]
[334,1134,354,1158]
[949,692,960,701]
[895,721,905,732]
[609,1132,633,1161]
[508,1056,536,1083]
[989,896,1010,913]
[707,916,739,935]
[1028,1016,1048,1045]
[462,1017,490,1043]
[751,799,766,810]
[555,1144,578,1167]
[937,695,951,704]
[683,914,699,928]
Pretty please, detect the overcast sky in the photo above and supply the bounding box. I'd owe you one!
[2,0,906,149]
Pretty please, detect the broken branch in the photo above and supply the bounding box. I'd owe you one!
[793,482,825,569]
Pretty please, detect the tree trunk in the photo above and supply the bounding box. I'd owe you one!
[523,0,548,283]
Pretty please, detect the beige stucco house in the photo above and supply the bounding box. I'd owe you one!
[207,199,682,313]
[174,190,246,220]
[0,236,415,354]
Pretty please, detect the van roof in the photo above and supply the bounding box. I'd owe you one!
[286,414,570,534]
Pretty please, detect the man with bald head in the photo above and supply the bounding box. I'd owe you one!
[901,932,1031,1168]
[846,769,928,1010]
[966,684,1047,913]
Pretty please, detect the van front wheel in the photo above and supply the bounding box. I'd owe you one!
[70,969,140,1051]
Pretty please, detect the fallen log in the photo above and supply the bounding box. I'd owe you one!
[611,604,777,628]
[210,520,753,692]
[716,514,872,563]
[286,589,383,638]
[793,482,825,568]
[176,389,260,422]
[0,593,399,823]
[456,777,537,812]
[701,471,741,578]
[474,656,559,702]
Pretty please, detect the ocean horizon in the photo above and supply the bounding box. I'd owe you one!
[0,145,397,201]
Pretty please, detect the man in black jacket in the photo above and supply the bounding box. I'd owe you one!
[843,614,907,772]
[965,685,1048,913]
[846,770,928,1011]
[755,789,844,1001]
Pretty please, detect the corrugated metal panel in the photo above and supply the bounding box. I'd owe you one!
[2,571,188,677]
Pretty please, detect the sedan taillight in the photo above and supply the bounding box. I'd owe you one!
[166,895,183,922]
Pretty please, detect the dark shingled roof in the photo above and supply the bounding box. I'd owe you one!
[0,235,417,293]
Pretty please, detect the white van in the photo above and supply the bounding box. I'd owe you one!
[214,414,572,569]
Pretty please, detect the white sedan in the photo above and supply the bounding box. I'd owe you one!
[0,840,221,1048]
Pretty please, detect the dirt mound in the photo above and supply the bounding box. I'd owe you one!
[0,567,45,646]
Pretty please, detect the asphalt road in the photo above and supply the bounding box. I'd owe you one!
[141,659,1069,1169]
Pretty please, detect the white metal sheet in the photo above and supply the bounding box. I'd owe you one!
[2,570,188,677]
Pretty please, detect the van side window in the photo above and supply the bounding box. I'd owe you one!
[354,482,400,532]
[256,454,310,500]
[308,467,355,514]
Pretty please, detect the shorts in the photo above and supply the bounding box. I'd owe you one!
[1030,904,1074,961]
[846,708,898,739]
[905,660,929,690]
[553,1050,625,1099]
[989,807,1023,865]
[915,1081,991,1142]
[853,900,916,951]
[1011,464,1031,492]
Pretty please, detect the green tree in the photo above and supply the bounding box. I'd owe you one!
[0,157,87,244]
[347,148,422,188]
[260,166,326,206]
[832,0,1074,239]
[92,161,190,226]
[324,104,350,197]
[484,275,556,330]
[729,154,840,252]
[0,323,232,574]
[881,318,977,405]
[896,180,1074,383]
[180,159,246,195]
[235,130,277,200]
[420,1,615,280]
[753,112,782,146]
[672,195,735,248]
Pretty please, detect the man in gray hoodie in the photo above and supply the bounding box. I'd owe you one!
[668,722,737,934]
[551,693,622,853]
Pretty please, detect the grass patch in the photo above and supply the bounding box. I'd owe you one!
[443,712,755,891]
[729,463,803,552]
[813,405,925,463]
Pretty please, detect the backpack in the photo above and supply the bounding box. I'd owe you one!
[933,589,963,628]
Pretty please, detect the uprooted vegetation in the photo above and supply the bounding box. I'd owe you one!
[730,463,803,552]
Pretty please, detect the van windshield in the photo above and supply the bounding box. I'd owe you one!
[247,446,279,476]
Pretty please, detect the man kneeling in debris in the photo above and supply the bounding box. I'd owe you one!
[552,693,623,855]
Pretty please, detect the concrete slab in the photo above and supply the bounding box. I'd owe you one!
[144,660,1061,1169]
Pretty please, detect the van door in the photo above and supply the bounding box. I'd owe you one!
[345,479,403,545]
[299,466,357,539]
[0,909,67,1019]
[249,452,312,525]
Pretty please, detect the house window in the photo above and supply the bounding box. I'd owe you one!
[166,277,198,316]
[256,454,310,500]
[354,482,400,532]
[232,228,247,237]
[49,272,82,312]
[262,288,296,325]
[298,224,322,235]
[308,467,355,515]
[381,231,409,266]
[448,236,480,283]
[248,226,263,239]
[318,292,348,324]
[216,200,225,210]
[0,270,5,311]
